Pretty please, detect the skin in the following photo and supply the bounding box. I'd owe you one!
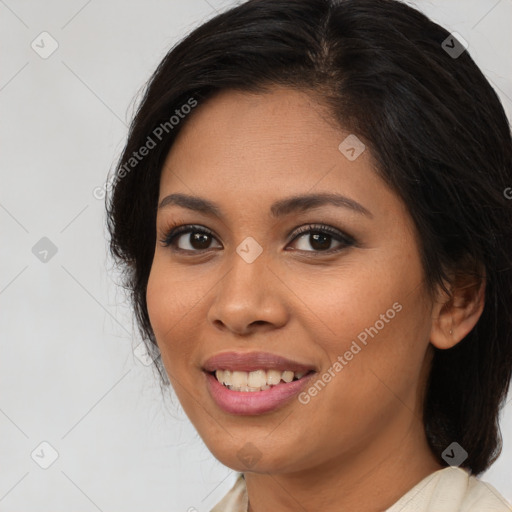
[146,86,485,512]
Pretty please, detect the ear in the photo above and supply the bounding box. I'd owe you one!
[430,266,486,350]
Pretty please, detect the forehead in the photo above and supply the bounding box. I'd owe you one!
[157,87,408,228]
[161,88,369,188]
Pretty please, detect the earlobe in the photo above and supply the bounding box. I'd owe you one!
[430,271,486,350]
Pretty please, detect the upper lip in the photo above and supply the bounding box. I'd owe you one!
[202,351,317,373]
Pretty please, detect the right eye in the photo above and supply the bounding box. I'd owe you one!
[160,225,222,253]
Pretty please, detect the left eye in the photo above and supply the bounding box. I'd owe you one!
[289,226,353,252]
[160,224,354,254]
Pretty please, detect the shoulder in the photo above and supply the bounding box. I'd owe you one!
[387,466,512,512]
[461,469,512,512]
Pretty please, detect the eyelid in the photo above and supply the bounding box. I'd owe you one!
[290,223,355,245]
[159,222,355,253]
[159,223,219,249]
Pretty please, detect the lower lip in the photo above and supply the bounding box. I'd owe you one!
[205,371,315,415]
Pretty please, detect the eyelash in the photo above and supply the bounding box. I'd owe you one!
[159,220,356,256]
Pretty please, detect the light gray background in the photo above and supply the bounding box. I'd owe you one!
[1,0,511,510]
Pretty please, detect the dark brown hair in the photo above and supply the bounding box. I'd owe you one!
[106,0,512,475]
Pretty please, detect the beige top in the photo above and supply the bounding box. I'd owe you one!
[210,466,511,511]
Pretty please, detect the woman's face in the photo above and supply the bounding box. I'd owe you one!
[146,87,436,474]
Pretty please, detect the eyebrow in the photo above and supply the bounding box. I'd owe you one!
[158,192,373,219]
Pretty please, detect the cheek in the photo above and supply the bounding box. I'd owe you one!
[301,245,430,403]
[146,262,172,341]
[295,301,430,462]
[304,255,421,352]
[317,295,430,425]
[146,258,200,365]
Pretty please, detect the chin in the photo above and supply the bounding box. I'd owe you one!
[205,438,299,474]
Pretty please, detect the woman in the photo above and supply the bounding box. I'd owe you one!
[105,0,512,510]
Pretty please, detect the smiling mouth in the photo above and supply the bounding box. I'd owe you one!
[208,369,315,392]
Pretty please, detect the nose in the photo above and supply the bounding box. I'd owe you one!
[206,250,289,336]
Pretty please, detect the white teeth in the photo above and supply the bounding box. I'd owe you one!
[267,369,282,385]
[232,371,248,387]
[223,370,232,386]
[214,369,309,391]
[281,370,294,383]
[247,370,266,388]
